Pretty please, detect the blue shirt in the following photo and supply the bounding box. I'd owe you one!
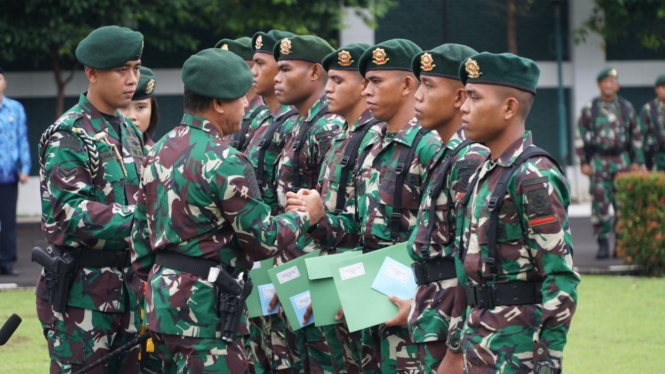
[0,96,31,184]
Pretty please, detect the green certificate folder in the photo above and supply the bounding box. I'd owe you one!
[305,251,363,326]
[330,243,414,332]
[247,259,275,318]
[267,250,321,330]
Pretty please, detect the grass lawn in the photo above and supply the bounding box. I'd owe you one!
[1,275,664,373]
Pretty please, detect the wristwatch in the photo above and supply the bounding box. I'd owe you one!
[533,361,561,374]
[446,337,462,353]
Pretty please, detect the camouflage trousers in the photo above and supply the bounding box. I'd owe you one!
[361,325,419,374]
[589,173,618,239]
[332,322,362,374]
[36,296,140,374]
[249,316,272,374]
[151,331,249,374]
[416,341,447,374]
[271,308,301,372]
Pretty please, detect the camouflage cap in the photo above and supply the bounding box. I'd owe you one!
[75,26,144,69]
[133,66,156,101]
[273,35,334,64]
[597,67,618,82]
[252,30,295,55]
[655,74,665,87]
[358,39,422,78]
[321,43,371,72]
[412,43,478,80]
[214,37,254,61]
[181,48,252,100]
[459,52,540,95]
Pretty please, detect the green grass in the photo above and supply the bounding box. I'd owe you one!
[1,276,664,373]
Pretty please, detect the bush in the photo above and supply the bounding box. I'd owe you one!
[615,172,665,276]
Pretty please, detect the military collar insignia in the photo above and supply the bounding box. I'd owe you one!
[420,53,435,72]
[146,79,155,94]
[465,58,482,78]
[280,38,292,55]
[255,35,263,49]
[220,44,229,50]
[372,48,389,65]
[608,68,618,77]
[338,50,353,67]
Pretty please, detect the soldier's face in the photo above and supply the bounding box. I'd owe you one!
[252,53,278,97]
[325,70,366,116]
[217,96,249,136]
[119,98,152,134]
[274,60,313,105]
[362,71,405,121]
[655,85,665,101]
[90,60,141,110]
[598,77,619,97]
[460,83,504,142]
[415,75,464,130]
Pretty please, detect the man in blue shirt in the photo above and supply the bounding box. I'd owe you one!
[0,66,30,276]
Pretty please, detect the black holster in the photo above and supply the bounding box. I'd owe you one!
[213,269,253,343]
[31,246,80,313]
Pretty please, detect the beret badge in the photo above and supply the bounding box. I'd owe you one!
[338,50,354,67]
[145,79,155,95]
[280,38,292,55]
[465,58,482,79]
[255,35,263,49]
[372,48,389,65]
[420,53,435,72]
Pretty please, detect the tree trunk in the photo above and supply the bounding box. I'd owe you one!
[507,0,517,54]
[50,46,79,119]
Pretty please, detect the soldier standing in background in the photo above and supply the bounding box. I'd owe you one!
[639,74,665,171]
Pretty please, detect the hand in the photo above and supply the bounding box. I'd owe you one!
[301,189,325,224]
[437,351,463,374]
[580,164,591,176]
[302,303,313,324]
[630,163,641,172]
[285,191,306,213]
[334,307,345,321]
[268,292,280,311]
[19,173,28,185]
[384,295,411,328]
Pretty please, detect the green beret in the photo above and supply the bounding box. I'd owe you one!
[252,30,295,55]
[459,52,540,95]
[133,67,156,101]
[214,37,254,61]
[655,74,665,87]
[412,43,478,80]
[76,26,144,69]
[273,35,334,64]
[321,43,371,72]
[597,67,618,82]
[358,39,422,78]
[181,48,252,100]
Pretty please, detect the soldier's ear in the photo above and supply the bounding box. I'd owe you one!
[402,74,417,96]
[85,66,98,83]
[504,97,519,120]
[454,87,466,109]
[213,99,225,115]
[310,63,325,81]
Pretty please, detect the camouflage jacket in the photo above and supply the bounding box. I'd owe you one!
[575,95,644,165]
[222,95,269,150]
[639,98,665,150]
[310,117,441,251]
[130,113,311,338]
[406,129,488,344]
[37,93,144,313]
[244,104,298,213]
[458,132,580,368]
[314,110,382,252]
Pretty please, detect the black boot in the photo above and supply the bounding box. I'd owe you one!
[597,238,610,259]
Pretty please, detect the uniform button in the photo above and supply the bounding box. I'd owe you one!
[537,348,544,355]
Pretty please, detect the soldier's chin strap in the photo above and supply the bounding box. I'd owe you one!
[72,332,150,374]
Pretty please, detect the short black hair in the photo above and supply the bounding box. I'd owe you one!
[183,87,214,113]
[144,96,160,142]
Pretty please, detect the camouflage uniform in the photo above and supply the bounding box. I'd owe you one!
[310,117,441,373]
[36,93,144,374]
[639,98,665,171]
[131,113,312,373]
[223,94,269,151]
[458,132,580,373]
[575,96,644,240]
[406,130,488,373]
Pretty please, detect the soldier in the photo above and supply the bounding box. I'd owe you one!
[379,44,488,374]
[270,34,344,374]
[120,66,159,149]
[290,39,442,373]
[215,37,270,152]
[130,48,324,373]
[639,74,665,171]
[35,25,145,373]
[456,52,580,374]
[575,67,644,259]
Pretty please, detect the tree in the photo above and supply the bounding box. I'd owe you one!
[482,0,542,54]
[574,0,665,51]
[0,0,395,118]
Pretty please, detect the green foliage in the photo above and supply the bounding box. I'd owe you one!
[574,0,665,50]
[615,172,665,276]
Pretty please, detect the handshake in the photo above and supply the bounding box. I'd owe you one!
[285,189,325,225]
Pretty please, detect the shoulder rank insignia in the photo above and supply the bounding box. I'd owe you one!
[465,58,482,78]
[280,38,292,55]
[146,79,155,95]
[420,53,435,72]
[255,35,263,50]
[372,48,389,65]
[220,43,229,50]
[338,50,353,67]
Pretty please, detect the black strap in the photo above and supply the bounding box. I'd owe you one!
[411,258,456,285]
[255,108,298,188]
[485,147,562,275]
[334,119,380,214]
[155,252,238,279]
[390,129,427,242]
[420,138,475,260]
[465,281,542,308]
[231,104,268,152]
[291,105,330,191]
[353,145,374,223]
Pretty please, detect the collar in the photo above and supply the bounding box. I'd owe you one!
[303,96,328,123]
[180,113,222,138]
[244,95,266,118]
[493,131,534,168]
[378,117,422,147]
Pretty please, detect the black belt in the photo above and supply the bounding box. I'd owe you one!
[155,251,239,280]
[53,246,130,268]
[591,146,627,156]
[412,258,456,285]
[465,281,542,309]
